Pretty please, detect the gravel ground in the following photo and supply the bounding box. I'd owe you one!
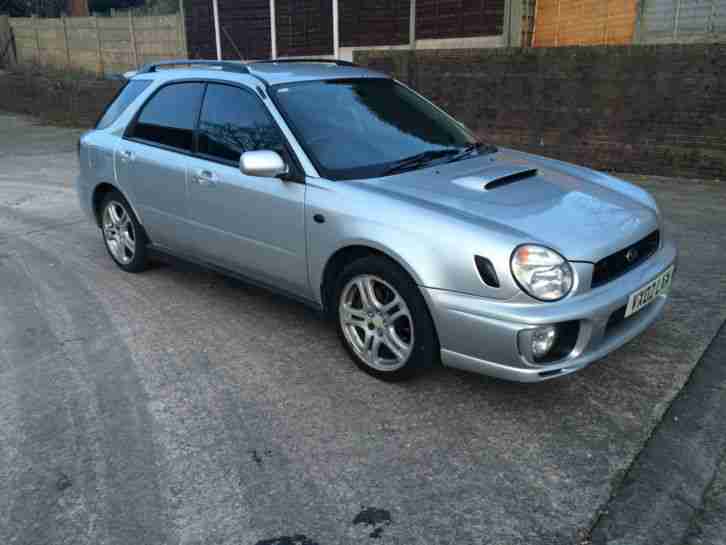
[684,452,726,545]
[1,112,725,545]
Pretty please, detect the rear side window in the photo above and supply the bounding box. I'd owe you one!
[96,80,151,130]
[197,83,287,163]
[128,82,205,152]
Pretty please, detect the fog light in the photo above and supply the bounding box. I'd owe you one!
[532,325,557,359]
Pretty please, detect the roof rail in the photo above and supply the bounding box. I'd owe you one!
[136,60,250,74]
[249,58,357,67]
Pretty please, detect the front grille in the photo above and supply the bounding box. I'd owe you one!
[591,230,660,289]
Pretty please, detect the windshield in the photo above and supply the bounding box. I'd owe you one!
[271,78,484,180]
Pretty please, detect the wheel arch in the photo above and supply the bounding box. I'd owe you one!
[91,182,144,231]
[319,242,424,316]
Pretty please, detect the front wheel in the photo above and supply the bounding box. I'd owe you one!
[333,256,439,381]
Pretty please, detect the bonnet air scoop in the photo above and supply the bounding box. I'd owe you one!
[483,167,539,190]
[452,166,540,192]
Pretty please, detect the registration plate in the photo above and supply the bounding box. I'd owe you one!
[624,265,674,318]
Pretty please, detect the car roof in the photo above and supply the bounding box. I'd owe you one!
[131,59,388,87]
[249,61,386,85]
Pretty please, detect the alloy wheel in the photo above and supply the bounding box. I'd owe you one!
[102,200,136,265]
[338,274,414,372]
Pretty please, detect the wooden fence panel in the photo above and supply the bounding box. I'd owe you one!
[416,0,505,40]
[638,0,726,43]
[339,0,410,47]
[8,13,187,76]
[533,0,638,47]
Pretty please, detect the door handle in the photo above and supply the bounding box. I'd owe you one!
[192,169,218,186]
[119,149,135,162]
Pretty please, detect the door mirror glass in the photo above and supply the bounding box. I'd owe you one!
[240,150,288,178]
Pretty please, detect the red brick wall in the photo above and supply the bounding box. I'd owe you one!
[356,45,726,180]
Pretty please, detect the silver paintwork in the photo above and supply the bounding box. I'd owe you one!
[338,274,414,371]
[76,62,677,382]
[240,150,288,178]
[427,238,677,381]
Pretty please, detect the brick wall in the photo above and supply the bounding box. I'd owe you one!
[0,69,122,127]
[355,45,726,179]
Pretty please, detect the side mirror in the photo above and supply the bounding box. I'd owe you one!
[240,150,289,179]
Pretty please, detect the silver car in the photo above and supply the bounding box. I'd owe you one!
[77,59,677,382]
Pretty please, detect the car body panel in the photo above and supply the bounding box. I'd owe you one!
[115,139,192,251]
[185,155,309,296]
[304,176,526,304]
[424,237,676,375]
[247,62,385,86]
[358,149,659,264]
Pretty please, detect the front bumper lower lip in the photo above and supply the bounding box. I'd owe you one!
[423,239,677,383]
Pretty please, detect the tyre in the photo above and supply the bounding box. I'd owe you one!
[333,255,439,381]
[99,191,149,273]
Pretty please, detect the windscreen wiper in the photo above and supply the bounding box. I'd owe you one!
[383,148,460,176]
[447,141,498,163]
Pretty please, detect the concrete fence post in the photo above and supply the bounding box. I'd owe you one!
[129,12,139,69]
[332,0,339,59]
[61,16,72,69]
[211,0,221,60]
[177,9,188,58]
[94,16,104,77]
[673,0,682,39]
[409,0,416,48]
[509,0,523,47]
[710,0,717,33]
[269,0,277,59]
[33,16,41,66]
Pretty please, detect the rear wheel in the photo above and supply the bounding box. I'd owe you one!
[333,256,438,381]
[100,191,149,273]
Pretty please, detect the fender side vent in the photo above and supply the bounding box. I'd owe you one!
[475,256,500,288]
[484,168,538,190]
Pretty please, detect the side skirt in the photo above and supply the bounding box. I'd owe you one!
[147,244,324,315]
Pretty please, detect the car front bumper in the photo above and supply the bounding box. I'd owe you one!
[422,239,677,382]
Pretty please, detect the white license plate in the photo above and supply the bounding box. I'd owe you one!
[624,265,674,318]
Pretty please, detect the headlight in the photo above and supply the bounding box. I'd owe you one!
[511,245,573,301]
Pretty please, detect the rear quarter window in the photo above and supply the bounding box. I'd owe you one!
[96,80,152,130]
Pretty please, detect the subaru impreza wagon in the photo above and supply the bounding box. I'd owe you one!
[76,59,677,382]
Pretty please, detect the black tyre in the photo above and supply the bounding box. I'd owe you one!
[333,255,439,381]
[99,191,150,273]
